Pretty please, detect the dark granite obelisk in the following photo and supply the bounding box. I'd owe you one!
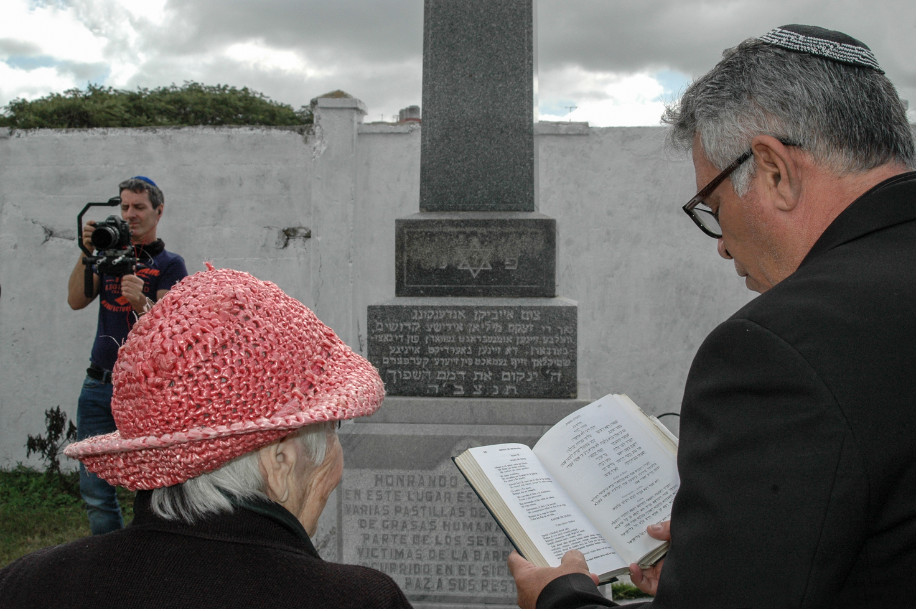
[420,0,535,212]
[369,0,577,398]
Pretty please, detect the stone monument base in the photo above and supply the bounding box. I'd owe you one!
[325,390,592,608]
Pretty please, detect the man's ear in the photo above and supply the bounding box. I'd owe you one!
[750,136,801,212]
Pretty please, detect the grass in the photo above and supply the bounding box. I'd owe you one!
[0,466,134,567]
[611,582,650,600]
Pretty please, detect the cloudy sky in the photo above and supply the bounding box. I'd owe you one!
[1,0,914,126]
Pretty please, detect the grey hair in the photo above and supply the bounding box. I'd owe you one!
[118,177,165,209]
[149,421,334,523]
[662,38,915,194]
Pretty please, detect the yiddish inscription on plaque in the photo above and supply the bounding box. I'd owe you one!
[368,300,577,398]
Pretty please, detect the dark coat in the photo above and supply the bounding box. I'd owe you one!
[539,173,916,608]
[0,491,412,608]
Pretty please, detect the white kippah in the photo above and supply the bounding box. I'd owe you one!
[759,24,883,73]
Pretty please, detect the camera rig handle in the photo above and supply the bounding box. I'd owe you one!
[77,197,122,257]
[78,196,122,297]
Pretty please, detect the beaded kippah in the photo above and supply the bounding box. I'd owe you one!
[64,263,385,490]
[758,24,883,73]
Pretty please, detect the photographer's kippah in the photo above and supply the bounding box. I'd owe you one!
[132,175,158,187]
[758,24,883,73]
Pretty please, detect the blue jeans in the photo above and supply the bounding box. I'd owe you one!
[76,375,124,535]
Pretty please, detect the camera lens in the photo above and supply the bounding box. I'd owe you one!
[91,225,121,250]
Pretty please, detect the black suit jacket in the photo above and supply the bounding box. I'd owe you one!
[540,173,916,608]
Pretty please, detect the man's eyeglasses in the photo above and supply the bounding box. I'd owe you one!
[682,140,798,239]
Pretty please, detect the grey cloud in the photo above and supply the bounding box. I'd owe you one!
[0,38,43,56]
[536,0,914,100]
[535,0,915,124]
[1,0,913,124]
[156,0,422,62]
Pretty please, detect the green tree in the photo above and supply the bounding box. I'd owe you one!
[0,82,313,129]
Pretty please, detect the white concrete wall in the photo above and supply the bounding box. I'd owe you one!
[0,99,752,468]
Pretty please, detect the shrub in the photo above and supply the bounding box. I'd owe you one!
[25,406,78,497]
[0,82,313,129]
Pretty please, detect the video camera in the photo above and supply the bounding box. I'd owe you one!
[77,197,138,297]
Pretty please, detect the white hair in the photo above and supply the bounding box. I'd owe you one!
[149,421,333,523]
[663,38,914,195]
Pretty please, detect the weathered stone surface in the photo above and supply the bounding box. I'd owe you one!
[335,422,542,606]
[395,212,555,297]
[368,298,577,398]
[420,0,536,212]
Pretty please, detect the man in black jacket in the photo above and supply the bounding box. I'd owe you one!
[509,24,915,608]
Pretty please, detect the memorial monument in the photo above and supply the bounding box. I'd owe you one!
[370,0,577,399]
[338,1,590,606]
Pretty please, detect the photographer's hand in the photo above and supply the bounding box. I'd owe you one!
[121,274,149,314]
[81,220,96,252]
[68,221,101,309]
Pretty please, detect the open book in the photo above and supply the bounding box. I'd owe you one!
[453,394,679,583]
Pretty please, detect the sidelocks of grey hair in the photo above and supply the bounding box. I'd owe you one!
[662,38,915,195]
[150,421,333,523]
[118,177,165,209]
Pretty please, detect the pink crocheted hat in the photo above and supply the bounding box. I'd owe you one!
[64,264,385,490]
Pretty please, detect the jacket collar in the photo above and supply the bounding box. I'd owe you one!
[802,171,915,268]
[130,490,320,559]
[231,495,316,549]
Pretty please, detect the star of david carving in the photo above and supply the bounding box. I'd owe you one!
[456,248,492,278]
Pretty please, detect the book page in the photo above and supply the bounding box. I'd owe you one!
[532,394,679,564]
[462,443,626,576]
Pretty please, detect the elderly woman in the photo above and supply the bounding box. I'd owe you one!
[0,265,411,608]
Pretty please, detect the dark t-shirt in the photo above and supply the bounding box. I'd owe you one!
[90,242,187,370]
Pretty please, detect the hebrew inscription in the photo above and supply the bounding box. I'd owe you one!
[368,302,577,398]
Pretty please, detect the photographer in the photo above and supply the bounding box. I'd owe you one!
[67,176,187,535]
